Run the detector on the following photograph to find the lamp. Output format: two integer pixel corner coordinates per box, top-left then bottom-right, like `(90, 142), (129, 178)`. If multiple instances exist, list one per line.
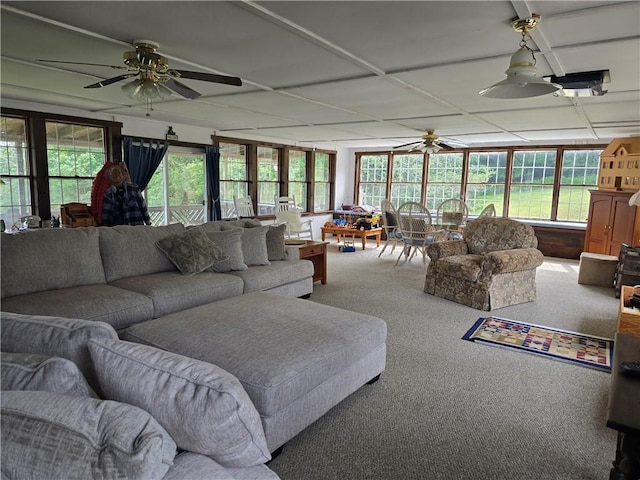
(122, 72), (173, 116)
(421, 144), (442, 154)
(479, 15), (562, 99)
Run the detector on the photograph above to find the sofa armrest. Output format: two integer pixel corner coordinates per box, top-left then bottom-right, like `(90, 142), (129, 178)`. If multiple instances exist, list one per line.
(427, 240), (469, 262)
(483, 248), (544, 275)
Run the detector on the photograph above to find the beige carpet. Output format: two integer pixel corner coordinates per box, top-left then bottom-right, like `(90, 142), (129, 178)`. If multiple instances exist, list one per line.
(268, 239), (620, 480)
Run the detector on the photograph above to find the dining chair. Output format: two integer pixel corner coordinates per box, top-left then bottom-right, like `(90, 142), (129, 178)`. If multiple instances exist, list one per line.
(436, 198), (469, 240)
(394, 202), (438, 267)
(233, 196), (255, 218)
(378, 199), (402, 257)
(478, 203), (497, 217)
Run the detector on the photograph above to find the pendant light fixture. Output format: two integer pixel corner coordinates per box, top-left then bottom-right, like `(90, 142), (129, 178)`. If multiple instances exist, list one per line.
(479, 15), (562, 99)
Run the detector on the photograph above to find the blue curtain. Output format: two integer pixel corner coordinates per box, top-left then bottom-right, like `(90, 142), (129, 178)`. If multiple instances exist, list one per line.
(206, 146), (222, 220)
(123, 137), (168, 191)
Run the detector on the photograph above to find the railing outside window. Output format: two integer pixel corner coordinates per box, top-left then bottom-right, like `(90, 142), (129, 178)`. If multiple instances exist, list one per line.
(288, 150), (308, 211)
(257, 146), (279, 215)
(219, 142), (248, 218)
(0, 116), (31, 230)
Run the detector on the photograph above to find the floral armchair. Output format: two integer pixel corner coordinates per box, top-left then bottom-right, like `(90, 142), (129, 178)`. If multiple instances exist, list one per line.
(423, 216), (544, 310)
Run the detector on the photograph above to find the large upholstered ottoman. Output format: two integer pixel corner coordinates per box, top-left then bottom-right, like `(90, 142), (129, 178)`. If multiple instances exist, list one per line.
(121, 291), (387, 453)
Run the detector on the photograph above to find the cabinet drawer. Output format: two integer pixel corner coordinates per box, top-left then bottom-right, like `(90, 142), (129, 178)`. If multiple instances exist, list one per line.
(300, 245), (324, 257)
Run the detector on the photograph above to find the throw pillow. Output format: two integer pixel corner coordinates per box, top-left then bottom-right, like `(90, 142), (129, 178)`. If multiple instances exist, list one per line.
(0, 312), (118, 395)
(202, 229), (248, 272)
(88, 338), (270, 468)
(156, 226), (229, 276)
(239, 225), (270, 266)
(265, 223), (287, 261)
(1, 352), (94, 398)
(220, 219), (262, 230)
(1, 390), (176, 479)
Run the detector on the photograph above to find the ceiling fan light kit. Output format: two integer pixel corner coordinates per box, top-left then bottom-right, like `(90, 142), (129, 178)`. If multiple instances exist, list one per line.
(37, 40), (242, 117)
(479, 15), (562, 99)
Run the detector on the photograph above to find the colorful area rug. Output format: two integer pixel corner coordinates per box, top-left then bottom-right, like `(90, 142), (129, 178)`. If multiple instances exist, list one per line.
(462, 317), (614, 372)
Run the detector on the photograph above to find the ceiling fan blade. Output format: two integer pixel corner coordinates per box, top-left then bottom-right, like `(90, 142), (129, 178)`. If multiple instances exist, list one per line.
(438, 143), (455, 151)
(394, 141), (421, 149)
(163, 78), (201, 99)
(85, 74), (136, 89)
(441, 138), (468, 148)
(173, 69), (242, 87)
(37, 59), (127, 69)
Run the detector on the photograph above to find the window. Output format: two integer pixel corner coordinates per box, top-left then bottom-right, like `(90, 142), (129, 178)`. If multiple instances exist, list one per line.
(557, 149), (602, 222)
(390, 153), (424, 207)
(219, 142), (248, 218)
(0, 116), (31, 230)
(257, 146), (279, 215)
(46, 121), (106, 218)
(358, 154), (388, 208)
(288, 150), (307, 211)
(314, 152), (331, 212)
(146, 148), (206, 226)
(466, 151), (507, 216)
(426, 153), (463, 211)
(509, 150), (556, 220)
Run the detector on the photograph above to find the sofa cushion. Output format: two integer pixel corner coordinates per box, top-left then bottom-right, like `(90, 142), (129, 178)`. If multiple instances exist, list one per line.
(265, 224), (287, 261)
(164, 452), (281, 480)
(238, 225), (270, 267)
(121, 292), (388, 418)
(1, 352), (93, 397)
(88, 339), (271, 468)
(202, 229), (248, 273)
(110, 271), (244, 318)
(1, 228), (106, 299)
(99, 223), (185, 282)
(1, 284), (154, 330)
(156, 226), (229, 275)
(434, 254), (484, 282)
(1, 390), (176, 479)
(0, 311), (118, 394)
(464, 217), (538, 255)
(229, 260), (314, 293)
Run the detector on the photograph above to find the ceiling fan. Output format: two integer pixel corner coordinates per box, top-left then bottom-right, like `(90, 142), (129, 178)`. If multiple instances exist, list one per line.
(38, 40), (242, 114)
(394, 130), (468, 154)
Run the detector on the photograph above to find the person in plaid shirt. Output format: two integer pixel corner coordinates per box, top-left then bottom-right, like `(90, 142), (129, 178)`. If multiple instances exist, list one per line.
(101, 182), (151, 226)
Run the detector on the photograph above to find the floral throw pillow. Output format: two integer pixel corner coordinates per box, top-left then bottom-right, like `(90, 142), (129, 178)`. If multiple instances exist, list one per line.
(156, 226), (229, 275)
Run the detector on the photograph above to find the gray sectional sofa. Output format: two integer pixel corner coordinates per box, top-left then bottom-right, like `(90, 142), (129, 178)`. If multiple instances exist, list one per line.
(1, 220), (313, 329)
(0, 221), (388, 479)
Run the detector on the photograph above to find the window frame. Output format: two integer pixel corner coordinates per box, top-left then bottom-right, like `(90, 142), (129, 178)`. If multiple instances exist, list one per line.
(355, 145), (607, 224)
(1, 108), (122, 222)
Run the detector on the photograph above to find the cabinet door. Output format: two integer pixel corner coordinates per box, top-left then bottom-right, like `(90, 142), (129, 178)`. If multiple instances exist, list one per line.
(609, 196), (636, 256)
(585, 195), (612, 254)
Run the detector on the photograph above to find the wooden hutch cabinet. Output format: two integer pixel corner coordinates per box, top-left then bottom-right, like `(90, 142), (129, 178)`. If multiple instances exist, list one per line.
(584, 190), (640, 255)
(584, 137), (640, 256)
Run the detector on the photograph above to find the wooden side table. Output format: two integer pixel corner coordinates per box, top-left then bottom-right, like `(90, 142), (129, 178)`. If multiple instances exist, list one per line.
(290, 240), (328, 284)
(607, 333), (640, 479)
(618, 286), (640, 337)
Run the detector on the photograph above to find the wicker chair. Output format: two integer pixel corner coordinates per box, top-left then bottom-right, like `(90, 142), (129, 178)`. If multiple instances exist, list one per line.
(424, 216), (544, 310)
(435, 198), (468, 240)
(378, 199), (402, 257)
(394, 202), (440, 267)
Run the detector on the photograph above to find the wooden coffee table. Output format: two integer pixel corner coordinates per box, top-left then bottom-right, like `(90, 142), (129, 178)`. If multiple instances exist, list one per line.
(321, 226), (382, 250)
